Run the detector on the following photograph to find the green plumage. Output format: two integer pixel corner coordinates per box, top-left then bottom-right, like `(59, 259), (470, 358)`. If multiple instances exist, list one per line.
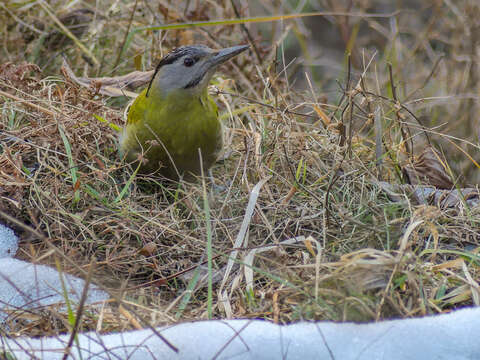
(120, 87), (221, 179)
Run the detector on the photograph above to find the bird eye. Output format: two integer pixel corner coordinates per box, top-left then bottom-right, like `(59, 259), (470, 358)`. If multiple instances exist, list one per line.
(183, 57), (195, 67)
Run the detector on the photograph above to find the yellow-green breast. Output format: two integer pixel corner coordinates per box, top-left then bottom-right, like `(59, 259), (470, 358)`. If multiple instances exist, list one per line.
(119, 87), (222, 179)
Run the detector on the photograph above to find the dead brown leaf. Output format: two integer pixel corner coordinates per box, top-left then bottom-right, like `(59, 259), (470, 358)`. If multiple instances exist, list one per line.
(403, 146), (454, 189)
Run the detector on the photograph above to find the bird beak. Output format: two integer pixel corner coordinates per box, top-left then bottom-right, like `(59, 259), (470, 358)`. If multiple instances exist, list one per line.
(209, 45), (250, 68)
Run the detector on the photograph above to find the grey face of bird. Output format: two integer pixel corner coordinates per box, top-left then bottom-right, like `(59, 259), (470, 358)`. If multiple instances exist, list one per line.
(147, 44), (249, 98)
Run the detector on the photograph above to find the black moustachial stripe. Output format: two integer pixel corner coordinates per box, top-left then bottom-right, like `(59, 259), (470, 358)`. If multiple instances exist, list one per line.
(184, 74), (204, 89)
(146, 45), (209, 97)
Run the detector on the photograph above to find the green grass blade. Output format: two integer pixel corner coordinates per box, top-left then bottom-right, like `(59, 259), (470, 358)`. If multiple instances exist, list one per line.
(114, 162), (141, 203)
(93, 114), (121, 132)
(175, 266), (202, 319)
(58, 125), (80, 204)
(120, 11), (394, 63)
(201, 174), (213, 319)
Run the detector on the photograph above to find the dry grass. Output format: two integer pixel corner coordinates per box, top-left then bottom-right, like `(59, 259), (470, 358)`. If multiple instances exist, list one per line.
(0, 0), (479, 338)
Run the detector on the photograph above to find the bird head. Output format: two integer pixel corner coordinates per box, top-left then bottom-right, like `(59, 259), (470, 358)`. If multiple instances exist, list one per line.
(146, 44), (249, 98)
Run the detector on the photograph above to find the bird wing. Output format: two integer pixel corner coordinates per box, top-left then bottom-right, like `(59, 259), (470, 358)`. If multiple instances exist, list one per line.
(126, 88), (148, 125)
